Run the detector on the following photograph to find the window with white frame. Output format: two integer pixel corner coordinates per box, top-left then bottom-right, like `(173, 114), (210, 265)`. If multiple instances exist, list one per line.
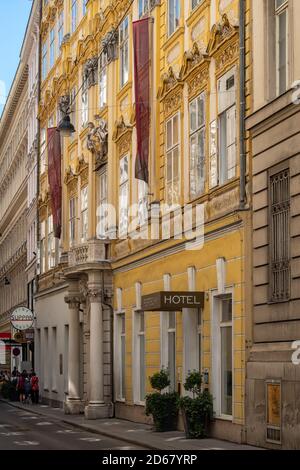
(69, 197), (76, 246)
(42, 39), (48, 80)
(220, 296), (232, 416)
(71, 0), (78, 33)
(166, 113), (180, 205)
(136, 312), (146, 402)
(119, 16), (129, 88)
(81, 74), (89, 126)
(212, 294), (233, 417)
(191, 0), (202, 9)
(47, 215), (56, 269)
(139, 0), (149, 17)
(58, 10), (64, 49)
(119, 155), (129, 236)
(168, 312), (176, 391)
(99, 51), (108, 108)
(97, 170), (108, 239)
(40, 221), (46, 274)
(217, 68), (237, 185)
(40, 128), (46, 174)
(209, 120), (218, 188)
(138, 180), (148, 226)
(70, 87), (76, 139)
(197, 310), (202, 372)
(82, 0), (87, 16)
(49, 26), (55, 68)
(117, 313), (126, 400)
(81, 186), (88, 242)
(189, 92), (206, 199)
(168, 0), (180, 36)
(275, 0), (288, 95)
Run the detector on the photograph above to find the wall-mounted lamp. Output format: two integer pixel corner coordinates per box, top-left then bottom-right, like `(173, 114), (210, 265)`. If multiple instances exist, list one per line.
(57, 115), (76, 138)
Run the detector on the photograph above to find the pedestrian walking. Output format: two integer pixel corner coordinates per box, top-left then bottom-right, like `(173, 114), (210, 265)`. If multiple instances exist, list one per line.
(24, 376), (32, 404)
(30, 372), (39, 404)
(17, 371), (27, 403)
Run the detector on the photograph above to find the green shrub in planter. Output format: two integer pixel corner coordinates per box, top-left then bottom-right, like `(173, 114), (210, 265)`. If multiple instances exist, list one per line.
(145, 368), (179, 432)
(179, 370), (213, 439)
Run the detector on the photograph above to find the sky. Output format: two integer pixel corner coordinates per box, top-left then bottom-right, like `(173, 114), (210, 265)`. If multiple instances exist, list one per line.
(0, 0), (32, 116)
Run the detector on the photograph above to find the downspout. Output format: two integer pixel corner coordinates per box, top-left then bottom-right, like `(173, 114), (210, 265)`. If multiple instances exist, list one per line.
(239, 0), (246, 208)
(101, 269), (115, 418)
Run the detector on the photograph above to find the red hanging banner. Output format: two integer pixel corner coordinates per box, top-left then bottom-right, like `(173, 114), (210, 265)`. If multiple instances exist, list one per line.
(133, 17), (150, 184)
(47, 128), (62, 238)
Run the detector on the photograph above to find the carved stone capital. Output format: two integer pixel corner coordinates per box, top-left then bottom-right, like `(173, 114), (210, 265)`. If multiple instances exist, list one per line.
(87, 288), (102, 303)
(64, 295), (81, 309)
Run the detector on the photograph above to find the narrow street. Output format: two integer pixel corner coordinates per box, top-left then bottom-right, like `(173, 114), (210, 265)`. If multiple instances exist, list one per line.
(0, 402), (145, 450)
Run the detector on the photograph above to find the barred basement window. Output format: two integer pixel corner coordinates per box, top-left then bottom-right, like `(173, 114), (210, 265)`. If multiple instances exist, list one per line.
(269, 168), (290, 302)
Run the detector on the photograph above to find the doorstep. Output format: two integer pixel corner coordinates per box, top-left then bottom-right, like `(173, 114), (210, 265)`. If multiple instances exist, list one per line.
(0, 399), (261, 451)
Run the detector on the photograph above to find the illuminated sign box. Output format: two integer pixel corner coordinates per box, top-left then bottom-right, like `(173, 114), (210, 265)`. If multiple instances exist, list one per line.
(141, 291), (204, 311)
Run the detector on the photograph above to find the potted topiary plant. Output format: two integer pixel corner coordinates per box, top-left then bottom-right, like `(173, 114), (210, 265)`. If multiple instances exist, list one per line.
(179, 370), (213, 439)
(145, 368), (179, 432)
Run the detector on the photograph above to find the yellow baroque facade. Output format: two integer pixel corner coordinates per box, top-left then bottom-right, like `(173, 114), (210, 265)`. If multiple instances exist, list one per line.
(36, 0), (251, 441)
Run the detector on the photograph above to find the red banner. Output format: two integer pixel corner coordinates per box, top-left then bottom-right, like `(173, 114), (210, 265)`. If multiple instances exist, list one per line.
(47, 128), (62, 238)
(133, 18), (150, 184)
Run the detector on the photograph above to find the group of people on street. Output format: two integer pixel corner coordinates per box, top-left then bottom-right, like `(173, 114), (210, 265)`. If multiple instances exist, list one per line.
(0, 367), (39, 404)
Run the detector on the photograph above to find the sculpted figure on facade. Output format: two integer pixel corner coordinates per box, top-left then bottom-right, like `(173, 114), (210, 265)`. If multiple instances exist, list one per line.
(102, 28), (118, 62)
(87, 119), (108, 170)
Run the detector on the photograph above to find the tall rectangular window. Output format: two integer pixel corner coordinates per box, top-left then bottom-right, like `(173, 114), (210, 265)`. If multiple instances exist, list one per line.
(52, 327), (57, 391)
(47, 215), (55, 269)
(269, 169), (290, 301)
(166, 114), (180, 205)
(135, 312), (146, 401)
(40, 221), (46, 274)
(119, 155), (129, 236)
(168, 0), (180, 36)
(218, 68), (236, 185)
(49, 26), (55, 68)
(42, 40), (48, 80)
(139, 0), (149, 17)
(81, 74), (88, 126)
(197, 310), (202, 372)
(192, 0), (201, 9)
(119, 16), (129, 88)
(58, 10), (64, 49)
(189, 92), (205, 199)
(275, 0), (288, 95)
(138, 180), (148, 226)
(70, 87), (76, 140)
(168, 312), (176, 391)
(220, 296), (232, 416)
(81, 186), (88, 242)
(117, 313), (126, 400)
(97, 170), (108, 239)
(71, 0), (78, 33)
(69, 197), (76, 246)
(82, 0), (87, 16)
(40, 128), (46, 174)
(99, 51), (108, 108)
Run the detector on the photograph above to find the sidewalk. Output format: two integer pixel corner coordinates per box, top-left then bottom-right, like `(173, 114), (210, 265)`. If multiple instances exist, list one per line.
(0, 399), (260, 451)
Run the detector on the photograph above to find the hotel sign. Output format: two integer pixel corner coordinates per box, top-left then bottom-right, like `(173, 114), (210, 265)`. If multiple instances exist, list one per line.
(141, 291), (204, 311)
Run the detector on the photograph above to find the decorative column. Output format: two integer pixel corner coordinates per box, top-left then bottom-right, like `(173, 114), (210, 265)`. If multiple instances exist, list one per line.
(64, 283), (83, 414)
(85, 270), (111, 419)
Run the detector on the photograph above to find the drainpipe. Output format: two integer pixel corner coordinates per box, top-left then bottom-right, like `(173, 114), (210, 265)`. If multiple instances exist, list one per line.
(239, 0), (246, 208)
(101, 269), (115, 418)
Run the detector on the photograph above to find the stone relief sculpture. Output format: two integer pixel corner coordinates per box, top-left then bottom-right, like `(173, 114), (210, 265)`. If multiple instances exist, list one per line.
(102, 28), (118, 62)
(87, 119), (108, 170)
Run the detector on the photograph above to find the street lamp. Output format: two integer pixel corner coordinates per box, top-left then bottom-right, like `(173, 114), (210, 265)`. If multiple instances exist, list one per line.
(57, 114), (76, 138)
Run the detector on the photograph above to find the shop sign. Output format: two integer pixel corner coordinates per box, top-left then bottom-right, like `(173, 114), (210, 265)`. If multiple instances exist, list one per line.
(25, 329), (34, 341)
(141, 291), (204, 311)
(10, 307), (34, 331)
